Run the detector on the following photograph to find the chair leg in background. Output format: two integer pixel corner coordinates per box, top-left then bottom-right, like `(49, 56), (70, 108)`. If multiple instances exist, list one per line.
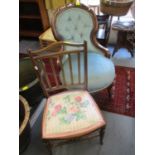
(107, 84), (113, 99)
(127, 47), (134, 57)
(112, 46), (119, 57)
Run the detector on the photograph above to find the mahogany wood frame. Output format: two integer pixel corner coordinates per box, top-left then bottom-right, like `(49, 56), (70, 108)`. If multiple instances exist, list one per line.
(28, 41), (88, 98)
(50, 3), (111, 58)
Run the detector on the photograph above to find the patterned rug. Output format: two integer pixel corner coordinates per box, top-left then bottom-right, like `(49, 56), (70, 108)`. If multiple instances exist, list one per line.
(92, 66), (135, 117)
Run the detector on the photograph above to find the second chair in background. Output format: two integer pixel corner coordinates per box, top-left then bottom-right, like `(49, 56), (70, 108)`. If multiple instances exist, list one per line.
(51, 3), (115, 94)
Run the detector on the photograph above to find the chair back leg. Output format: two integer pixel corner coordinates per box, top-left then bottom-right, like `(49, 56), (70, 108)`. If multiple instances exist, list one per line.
(99, 126), (106, 145)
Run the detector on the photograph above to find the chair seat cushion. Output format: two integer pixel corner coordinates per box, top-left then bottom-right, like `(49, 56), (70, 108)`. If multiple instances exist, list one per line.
(60, 52), (115, 92)
(42, 90), (105, 139)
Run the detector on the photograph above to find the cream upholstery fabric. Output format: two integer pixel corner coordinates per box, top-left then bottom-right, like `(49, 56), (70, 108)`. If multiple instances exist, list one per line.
(42, 90), (105, 138)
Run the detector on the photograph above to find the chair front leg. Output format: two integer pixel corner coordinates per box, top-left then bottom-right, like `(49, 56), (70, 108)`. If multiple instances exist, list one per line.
(99, 126), (106, 145)
(43, 139), (53, 155)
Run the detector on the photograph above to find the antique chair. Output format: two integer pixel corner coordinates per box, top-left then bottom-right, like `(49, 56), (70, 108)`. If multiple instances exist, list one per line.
(51, 3), (115, 94)
(28, 41), (106, 155)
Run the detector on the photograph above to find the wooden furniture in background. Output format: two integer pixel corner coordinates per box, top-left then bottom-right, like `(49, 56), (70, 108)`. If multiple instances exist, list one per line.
(88, 4), (111, 47)
(112, 20), (135, 57)
(39, 28), (57, 47)
(28, 41), (106, 155)
(19, 95), (30, 153)
(99, 0), (134, 46)
(19, 57), (44, 106)
(100, 0), (133, 16)
(19, 0), (50, 38)
(39, 3), (111, 47)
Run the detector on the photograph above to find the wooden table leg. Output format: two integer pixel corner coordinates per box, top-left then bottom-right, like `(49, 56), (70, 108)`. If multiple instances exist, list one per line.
(112, 30), (134, 57)
(104, 15), (113, 46)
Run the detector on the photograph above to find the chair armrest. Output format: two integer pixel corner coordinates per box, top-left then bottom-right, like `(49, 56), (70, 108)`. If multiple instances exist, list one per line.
(93, 39), (111, 58)
(98, 44), (111, 58)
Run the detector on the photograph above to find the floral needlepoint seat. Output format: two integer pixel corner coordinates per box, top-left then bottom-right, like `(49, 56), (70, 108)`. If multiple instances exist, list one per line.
(42, 90), (105, 139)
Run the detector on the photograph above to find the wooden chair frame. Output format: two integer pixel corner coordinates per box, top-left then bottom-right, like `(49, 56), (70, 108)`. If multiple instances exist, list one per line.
(42, 125), (105, 155)
(28, 41), (88, 97)
(28, 41), (106, 155)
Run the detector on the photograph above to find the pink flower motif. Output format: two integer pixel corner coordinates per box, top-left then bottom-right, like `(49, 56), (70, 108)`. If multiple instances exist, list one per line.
(75, 96), (82, 102)
(51, 111), (56, 116)
(51, 104), (62, 117)
(70, 106), (79, 113)
(54, 104), (62, 112)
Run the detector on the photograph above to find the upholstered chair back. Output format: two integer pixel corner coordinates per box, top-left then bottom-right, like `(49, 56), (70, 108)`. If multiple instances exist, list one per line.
(51, 4), (110, 57)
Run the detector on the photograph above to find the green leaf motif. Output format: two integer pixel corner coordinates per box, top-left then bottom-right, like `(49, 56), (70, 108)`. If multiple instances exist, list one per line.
(75, 112), (86, 121)
(58, 107), (67, 114)
(59, 117), (70, 124)
(63, 95), (71, 103)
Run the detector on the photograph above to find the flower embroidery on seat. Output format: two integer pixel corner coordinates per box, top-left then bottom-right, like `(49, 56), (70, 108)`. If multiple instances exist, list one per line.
(55, 104), (62, 112)
(69, 106), (79, 113)
(51, 111), (57, 116)
(75, 96), (82, 102)
(47, 94), (90, 125)
(51, 104), (62, 116)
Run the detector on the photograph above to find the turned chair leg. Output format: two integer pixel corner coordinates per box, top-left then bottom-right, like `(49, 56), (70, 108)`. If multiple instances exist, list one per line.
(128, 48), (134, 58)
(112, 43), (120, 57)
(99, 126), (106, 145)
(43, 140), (53, 155)
(107, 84), (112, 99)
